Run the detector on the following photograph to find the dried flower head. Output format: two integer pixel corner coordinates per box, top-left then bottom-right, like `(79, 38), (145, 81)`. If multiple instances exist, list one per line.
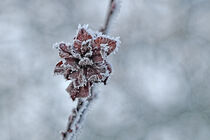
(54, 25), (120, 100)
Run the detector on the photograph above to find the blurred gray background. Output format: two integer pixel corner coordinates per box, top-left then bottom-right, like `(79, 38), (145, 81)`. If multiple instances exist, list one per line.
(1, 0), (210, 140)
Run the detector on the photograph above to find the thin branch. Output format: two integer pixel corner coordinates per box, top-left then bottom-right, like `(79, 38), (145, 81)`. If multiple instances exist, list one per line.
(100, 0), (119, 34)
(62, 88), (97, 140)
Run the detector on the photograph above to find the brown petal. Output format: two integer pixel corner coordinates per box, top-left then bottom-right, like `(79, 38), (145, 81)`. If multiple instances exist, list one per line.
(92, 48), (101, 55)
(66, 83), (79, 101)
(74, 28), (92, 52)
(92, 55), (104, 63)
(62, 58), (79, 80)
(67, 69), (86, 88)
(54, 61), (64, 74)
(67, 71), (79, 80)
(78, 84), (90, 98)
(59, 43), (70, 52)
(86, 67), (98, 82)
(58, 43), (72, 58)
(66, 82), (91, 101)
(64, 58), (78, 66)
(92, 49), (104, 63)
(73, 40), (82, 52)
(76, 28), (92, 42)
(80, 42), (91, 55)
(86, 66), (106, 82)
(63, 69), (72, 80)
(94, 37), (117, 55)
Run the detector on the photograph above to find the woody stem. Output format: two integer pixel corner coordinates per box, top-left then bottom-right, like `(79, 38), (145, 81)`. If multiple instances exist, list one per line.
(100, 0), (118, 34)
(62, 88), (96, 140)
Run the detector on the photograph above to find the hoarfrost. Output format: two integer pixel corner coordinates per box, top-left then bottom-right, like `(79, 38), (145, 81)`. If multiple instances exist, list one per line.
(54, 24), (120, 100)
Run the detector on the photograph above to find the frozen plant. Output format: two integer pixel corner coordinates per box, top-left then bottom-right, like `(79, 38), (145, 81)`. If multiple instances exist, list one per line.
(53, 0), (121, 140)
(54, 25), (120, 100)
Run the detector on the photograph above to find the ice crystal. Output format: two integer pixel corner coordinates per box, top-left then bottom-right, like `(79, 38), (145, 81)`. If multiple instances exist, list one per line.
(54, 25), (120, 100)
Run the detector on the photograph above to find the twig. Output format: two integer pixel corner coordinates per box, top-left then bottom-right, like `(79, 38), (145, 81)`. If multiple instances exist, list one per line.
(61, 0), (119, 140)
(62, 88), (96, 140)
(100, 0), (119, 34)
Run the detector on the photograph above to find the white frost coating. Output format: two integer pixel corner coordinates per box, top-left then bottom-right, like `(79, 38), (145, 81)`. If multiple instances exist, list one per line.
(53, 41), (67, 49)
(63, 64), (79, 71)
(76, 24), (121, 47)
(69, 47), (81, 59)
(100, 43), (109, 49)
(84, 48), (92, 57)
(68, 99), (89, 139)
(53, 41), (72, 51)
(72, 69), (87, 88)
(100, 45), (108, 60)
(72, 24), (121, 60)
(76, 24), (95, 40)
(78, 57), (93, 66)
(98, 34), (121, 55)
(88, 75), (98, 82)
(81, 39), (91, 45)
(52, 42), (60, 49)
(54, 24), (120, 98)
(113, 36), (121, 54)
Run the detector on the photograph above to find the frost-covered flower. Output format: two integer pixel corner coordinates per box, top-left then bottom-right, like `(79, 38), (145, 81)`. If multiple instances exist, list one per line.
(54, 25), (120, 100)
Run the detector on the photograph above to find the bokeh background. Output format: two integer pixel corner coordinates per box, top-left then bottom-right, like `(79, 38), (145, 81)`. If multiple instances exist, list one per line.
(1, 0), (210, 140)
